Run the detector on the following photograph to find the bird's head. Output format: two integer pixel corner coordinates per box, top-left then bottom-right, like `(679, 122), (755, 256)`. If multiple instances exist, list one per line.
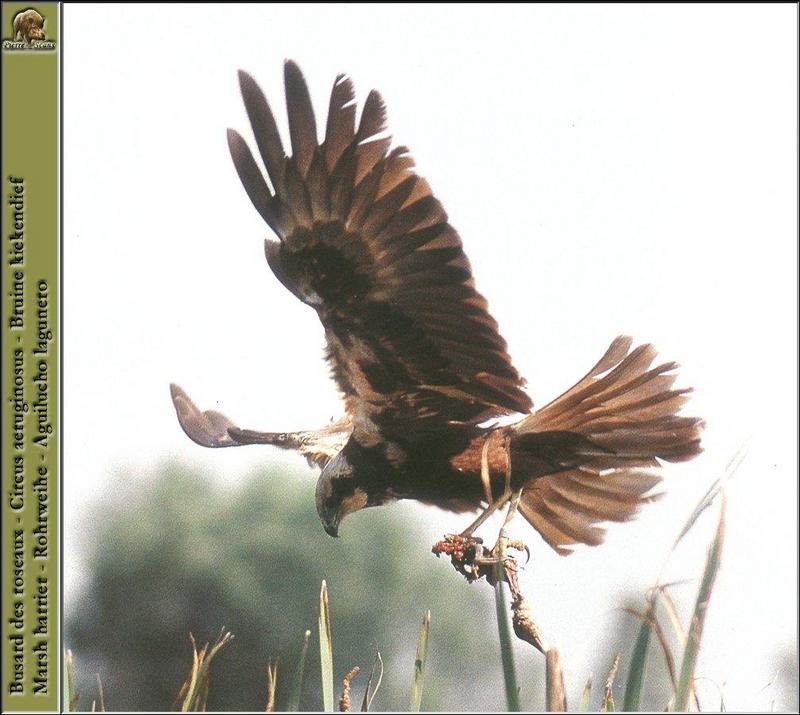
(315, 451), (370, 537)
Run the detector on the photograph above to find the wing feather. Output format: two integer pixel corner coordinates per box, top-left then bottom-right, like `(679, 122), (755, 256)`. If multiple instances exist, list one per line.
(306, 151), (331, 221)
(228, 63), (533, 443)
(356, 89), (388, 142)
(325, 74), (356, 171)
(226, 128), (277, 231)
(237, 70), (286, 194)
(284, 60), (317, 177)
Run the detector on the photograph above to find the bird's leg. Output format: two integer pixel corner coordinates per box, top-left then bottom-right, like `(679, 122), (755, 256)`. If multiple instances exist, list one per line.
(479, 438), (494, 505)
(469, 491), (526, 595)
(435, 434), (527, 583)
(460, 433), (515, 538)
(491, 436), (528, 557)
(494, 489), (529, 567)
(500, 489), (523, 535)
(471, 433), (527, 572)
(471, 489), (524, 560)
(459, 489), (513, 537)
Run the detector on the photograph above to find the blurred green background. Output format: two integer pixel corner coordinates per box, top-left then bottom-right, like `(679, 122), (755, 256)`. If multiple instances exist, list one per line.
(65, 462), (798, 711)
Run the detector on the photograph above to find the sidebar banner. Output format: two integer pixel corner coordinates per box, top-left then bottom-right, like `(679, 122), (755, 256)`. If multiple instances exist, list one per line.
(2, 3), (59, 712)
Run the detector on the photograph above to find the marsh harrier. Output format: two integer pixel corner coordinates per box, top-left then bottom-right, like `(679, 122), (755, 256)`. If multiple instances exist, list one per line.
(171, 62), (702, 554)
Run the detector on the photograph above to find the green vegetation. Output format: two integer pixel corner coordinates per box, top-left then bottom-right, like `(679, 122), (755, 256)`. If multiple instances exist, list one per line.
(409, 610), (430, 711)
(67, 461), (524, 711)
(65, 456), (794, 711)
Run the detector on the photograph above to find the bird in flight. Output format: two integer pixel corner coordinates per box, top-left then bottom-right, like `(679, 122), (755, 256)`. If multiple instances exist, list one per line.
(171, 61), (703, 554)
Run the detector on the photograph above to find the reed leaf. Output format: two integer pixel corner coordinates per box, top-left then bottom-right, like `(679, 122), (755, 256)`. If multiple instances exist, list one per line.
(265, 659), (278, 712)
(286, 629), (311, 711)
(409, 610), (430, 711)
(673, 443), (744, 550)
(656, 585), (689, 649)
(319, 581), (335, 713)
(675, 493), (726, 710)
(360, 650), (384, 712)
(602, 652), (620, 712)
(95, 673), (106, 712)
(177, 629), (234, 712)
(579, 676), (593, 711)
(63, 649), (77, 712)
(622, 594), (655, 711)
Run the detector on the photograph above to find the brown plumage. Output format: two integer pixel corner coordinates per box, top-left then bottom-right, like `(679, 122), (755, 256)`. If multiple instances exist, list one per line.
(171, 61), (703, 552)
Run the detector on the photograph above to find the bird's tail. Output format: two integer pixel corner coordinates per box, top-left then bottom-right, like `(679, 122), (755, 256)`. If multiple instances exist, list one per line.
(510, 336), (703, 555)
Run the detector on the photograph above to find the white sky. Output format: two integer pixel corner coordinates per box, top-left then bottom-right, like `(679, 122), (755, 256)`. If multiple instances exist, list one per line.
(64, 4), (798, 710)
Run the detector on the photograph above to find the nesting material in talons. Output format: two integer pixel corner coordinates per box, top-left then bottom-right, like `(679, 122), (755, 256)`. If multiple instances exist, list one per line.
(431, 533), (489, 582)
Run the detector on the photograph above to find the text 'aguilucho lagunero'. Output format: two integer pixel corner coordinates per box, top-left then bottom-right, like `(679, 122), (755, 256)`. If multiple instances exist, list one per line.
(7, 174), (54, 697)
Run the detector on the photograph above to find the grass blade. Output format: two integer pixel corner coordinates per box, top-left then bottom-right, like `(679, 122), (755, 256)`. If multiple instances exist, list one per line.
(177, 629), (234, 712)
(63, 649), (77, 712)
(675, 493), (726, 710)
(622, 595), (655, 711)
(546, 647), (567, 711)
(579, 676), (593, 711)
(360, 650), (384, 712)
(653, 587), (701, 710)
(672, 479), (720, 550)
(494, 580), (521, 711)
(266, 659), (278, 712)
(319, 581), (334, 713)
(656, 586), (689, 649)
(95, 673), (106, 712)
(286, 630), (312, 711)
(622, 605), (680, 696)
(673, 444), (744, 550)
(409, 610), (430, 711)
(602, 652), (620, 712)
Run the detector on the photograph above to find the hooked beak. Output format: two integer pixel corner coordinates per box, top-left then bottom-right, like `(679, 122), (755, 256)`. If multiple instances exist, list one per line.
(322, 520), (339, 538)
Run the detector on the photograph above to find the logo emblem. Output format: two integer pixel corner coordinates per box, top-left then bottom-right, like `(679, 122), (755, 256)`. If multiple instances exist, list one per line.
(3, 7), (55, 50)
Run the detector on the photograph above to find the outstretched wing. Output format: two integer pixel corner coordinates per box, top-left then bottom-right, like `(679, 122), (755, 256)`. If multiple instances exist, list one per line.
(169, 383), (352, 466)
(227, 61), (532, 446)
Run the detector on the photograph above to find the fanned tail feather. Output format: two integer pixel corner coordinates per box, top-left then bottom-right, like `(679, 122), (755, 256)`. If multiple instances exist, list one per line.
(512, 336), (704, 555)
